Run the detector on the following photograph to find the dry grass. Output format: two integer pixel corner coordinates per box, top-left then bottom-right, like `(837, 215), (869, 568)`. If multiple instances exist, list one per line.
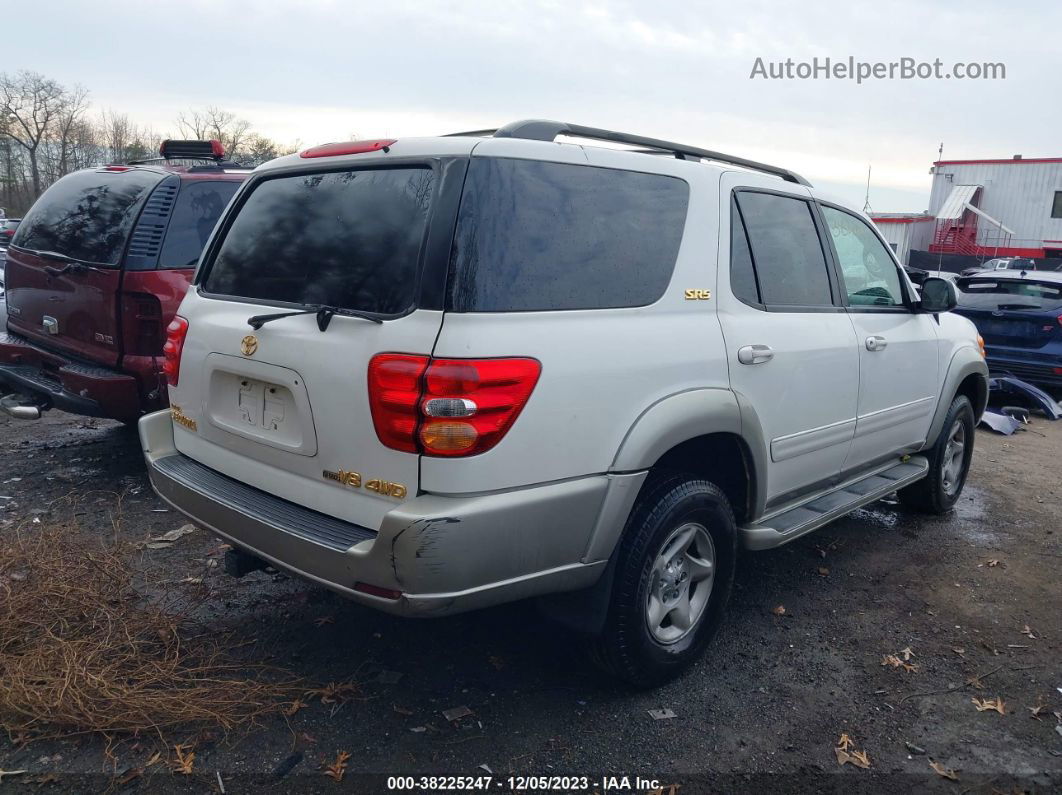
(0, 519), (304, 739)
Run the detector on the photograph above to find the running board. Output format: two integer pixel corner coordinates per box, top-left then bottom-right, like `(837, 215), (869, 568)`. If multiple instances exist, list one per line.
(740, 456), (929, 551)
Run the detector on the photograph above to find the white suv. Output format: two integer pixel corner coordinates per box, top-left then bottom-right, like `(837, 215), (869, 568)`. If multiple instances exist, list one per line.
(139, 120), (989, 686)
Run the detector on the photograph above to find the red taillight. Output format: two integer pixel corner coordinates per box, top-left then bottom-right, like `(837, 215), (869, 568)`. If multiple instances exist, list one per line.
(367, 354), (431, 453)
(300, 139), (397, 158)
(367, 355), (541, 457)
(421, 358), (541, 456)
(162, 316), (189, 387)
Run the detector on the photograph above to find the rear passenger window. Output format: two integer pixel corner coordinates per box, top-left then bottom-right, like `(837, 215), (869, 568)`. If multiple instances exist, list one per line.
(734, 191), (833, 307)
(448, 158), (689, 311)
(159, 181), (240, 269)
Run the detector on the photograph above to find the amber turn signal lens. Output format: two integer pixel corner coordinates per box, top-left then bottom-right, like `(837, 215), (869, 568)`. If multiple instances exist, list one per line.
(420, 421), (478, 452)
(977, 334), (986, 358)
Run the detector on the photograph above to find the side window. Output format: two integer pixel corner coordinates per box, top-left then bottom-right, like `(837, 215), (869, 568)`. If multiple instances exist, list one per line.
(820, 205), (904, 307)
(733, 191), (834, 307)
(448, 159), (689, 312)
(729, 196), (760, 304)
(159, 181), (241, 269)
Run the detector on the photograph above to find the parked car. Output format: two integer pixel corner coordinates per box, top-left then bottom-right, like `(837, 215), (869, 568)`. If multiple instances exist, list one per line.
(0, 217), (20, 247)
(139, 120), (988, 686)
(0, 141), (250, 421)
(961, 257), (1037, 277)
(0, 219), (20, 296)
(952, 271), (1062, 387)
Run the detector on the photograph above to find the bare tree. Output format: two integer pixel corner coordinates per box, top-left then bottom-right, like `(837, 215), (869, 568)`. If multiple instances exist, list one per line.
(53, 84), (90, 177)
(175, 108), (208, 140)
(0, 71), (70, 196)
(176, 105), (251, 157)
(237, 132), (298, 166)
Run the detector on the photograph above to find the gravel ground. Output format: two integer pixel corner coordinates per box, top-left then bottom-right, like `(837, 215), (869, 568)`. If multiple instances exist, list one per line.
(0, 405), (1060, 793)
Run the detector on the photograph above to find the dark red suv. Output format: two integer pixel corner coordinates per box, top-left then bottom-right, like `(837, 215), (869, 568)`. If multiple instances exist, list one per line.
(0, 141), (250, 422)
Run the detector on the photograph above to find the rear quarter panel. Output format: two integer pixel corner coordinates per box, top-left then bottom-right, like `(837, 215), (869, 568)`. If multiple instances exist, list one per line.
(422, 145), (728, 495)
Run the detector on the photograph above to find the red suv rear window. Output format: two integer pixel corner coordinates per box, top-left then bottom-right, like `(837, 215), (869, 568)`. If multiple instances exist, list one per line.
(12, 169), (161, 266)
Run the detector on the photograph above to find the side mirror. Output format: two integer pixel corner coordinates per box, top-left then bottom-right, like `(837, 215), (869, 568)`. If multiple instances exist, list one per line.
(919, 277), (957, 313)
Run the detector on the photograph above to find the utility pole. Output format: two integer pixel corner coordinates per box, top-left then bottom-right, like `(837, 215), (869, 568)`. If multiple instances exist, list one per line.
(862, 165), (873, 214)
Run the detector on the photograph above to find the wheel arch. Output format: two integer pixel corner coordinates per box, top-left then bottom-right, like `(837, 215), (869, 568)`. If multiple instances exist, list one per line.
(924, 346), (989, 448)
(540, 389), (764, 636)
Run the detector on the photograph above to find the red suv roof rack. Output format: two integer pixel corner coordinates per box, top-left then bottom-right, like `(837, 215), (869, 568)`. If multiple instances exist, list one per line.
(127, 139), (249, 170)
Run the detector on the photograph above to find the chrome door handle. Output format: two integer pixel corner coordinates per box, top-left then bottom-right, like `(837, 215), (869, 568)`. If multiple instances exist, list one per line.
(865, 335), (888, 352)
(737, 344), (774, 365)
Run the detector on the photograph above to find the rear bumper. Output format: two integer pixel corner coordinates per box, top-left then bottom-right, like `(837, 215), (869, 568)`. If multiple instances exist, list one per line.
(139, 410), (634, 617)
(0, 332), (144, 421)
(985, 350), (1062, 387)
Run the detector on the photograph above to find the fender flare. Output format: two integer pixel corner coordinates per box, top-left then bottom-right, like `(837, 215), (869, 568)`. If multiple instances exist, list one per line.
(542, 388), (769, 635)
(924, 346), (989, 448)
(611, 388), (743, 471)
(609, 386), (769, 521)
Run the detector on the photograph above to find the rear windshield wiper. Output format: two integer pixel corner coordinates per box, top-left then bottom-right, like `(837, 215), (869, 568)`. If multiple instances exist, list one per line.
(247, 305), (385, 331)
(29, 249), (109, 276)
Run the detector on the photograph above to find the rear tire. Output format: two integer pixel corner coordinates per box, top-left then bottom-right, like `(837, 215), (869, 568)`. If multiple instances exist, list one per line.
(588, 473), (737, 687)
(898, 395), (975, 514)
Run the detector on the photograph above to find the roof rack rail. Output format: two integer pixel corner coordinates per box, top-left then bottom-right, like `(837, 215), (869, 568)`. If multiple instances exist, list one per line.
(444, 128), (497, 138)
(487, 119), (811, 187)
(125, 157), (247, 169)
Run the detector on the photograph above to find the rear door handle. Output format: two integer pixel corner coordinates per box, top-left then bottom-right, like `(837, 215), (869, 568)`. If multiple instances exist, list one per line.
(865, 335), (888, 352)
(737, 344), (774, 365)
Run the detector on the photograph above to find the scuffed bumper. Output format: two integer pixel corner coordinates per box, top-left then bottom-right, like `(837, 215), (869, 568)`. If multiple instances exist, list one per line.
(139, 410), (631, 616)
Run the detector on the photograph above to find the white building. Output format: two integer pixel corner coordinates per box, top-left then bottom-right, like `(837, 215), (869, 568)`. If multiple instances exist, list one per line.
(869, 212), (934, 265)
(925, 156), (1062, 260)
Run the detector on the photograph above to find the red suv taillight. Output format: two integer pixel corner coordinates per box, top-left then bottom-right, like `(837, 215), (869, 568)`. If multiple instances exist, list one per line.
(368, 354), (541, 457)
(162, 316), (189, 386)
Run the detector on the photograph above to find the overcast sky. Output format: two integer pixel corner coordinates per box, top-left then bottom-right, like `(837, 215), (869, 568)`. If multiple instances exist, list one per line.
(9, 0), (1060, 211)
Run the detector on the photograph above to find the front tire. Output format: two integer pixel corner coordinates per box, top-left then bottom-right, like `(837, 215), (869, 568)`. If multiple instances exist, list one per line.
(589, 473), (737, 687)
(899, 395), (975, 514)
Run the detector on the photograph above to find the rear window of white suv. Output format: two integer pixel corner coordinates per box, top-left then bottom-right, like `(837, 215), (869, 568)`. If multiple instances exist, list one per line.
(202, 167), (434, 315)
(448, 158), (689, 311)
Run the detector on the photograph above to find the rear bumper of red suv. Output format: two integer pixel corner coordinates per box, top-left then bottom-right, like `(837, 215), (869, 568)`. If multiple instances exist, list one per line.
(0, 332), (146, 421)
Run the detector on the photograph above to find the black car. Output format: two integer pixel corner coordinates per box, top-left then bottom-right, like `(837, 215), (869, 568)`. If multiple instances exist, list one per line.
(952, 270), (1062, 387)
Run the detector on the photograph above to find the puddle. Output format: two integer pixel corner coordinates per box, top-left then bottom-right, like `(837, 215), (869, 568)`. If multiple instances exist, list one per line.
(953, 484), (988, 522)
(845, 485), (995, 544)
(851, 503), (901, 529)
(950, 485), (1002, 546)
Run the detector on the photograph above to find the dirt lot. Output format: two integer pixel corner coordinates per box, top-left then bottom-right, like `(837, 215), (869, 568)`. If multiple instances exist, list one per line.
(0, 406), (1060, 793)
